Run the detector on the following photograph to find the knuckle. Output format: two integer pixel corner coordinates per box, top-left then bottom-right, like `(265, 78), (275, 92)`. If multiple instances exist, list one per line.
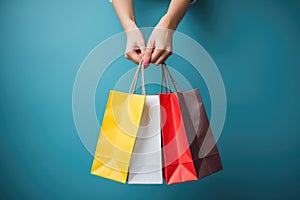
(124, 54), (130, 59)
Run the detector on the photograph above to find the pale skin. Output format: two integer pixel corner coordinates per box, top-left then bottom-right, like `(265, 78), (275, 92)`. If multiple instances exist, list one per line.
(112, 0), (191, 67)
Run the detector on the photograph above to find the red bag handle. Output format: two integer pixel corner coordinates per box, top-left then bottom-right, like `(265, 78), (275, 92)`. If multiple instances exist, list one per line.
(161, 63), (181, 93)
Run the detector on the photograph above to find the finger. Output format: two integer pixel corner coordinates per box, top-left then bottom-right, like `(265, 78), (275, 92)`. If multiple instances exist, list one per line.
(151, 49), (164, 64)
(125, 51), (141, 64)
(137, 31), (146, 55)
(139, 44), (146, 55)
(134, 49), (143, 60)
(142, 47), (153, 67)
(154, 51), (172, 66)
(137, 52), (143, 60)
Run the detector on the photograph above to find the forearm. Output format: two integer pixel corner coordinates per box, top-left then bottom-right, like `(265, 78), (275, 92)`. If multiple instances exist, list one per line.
(158, 0), (191, 30)
(112, 0), (137, 31)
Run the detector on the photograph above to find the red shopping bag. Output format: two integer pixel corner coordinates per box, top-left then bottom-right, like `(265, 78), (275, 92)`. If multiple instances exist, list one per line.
(159, 93), (198, 184)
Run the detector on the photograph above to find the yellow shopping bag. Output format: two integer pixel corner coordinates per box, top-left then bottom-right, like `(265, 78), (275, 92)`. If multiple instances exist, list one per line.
(91, 62), (146, 183)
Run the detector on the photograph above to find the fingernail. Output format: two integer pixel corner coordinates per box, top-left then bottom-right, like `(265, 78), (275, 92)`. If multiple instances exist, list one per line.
(143, 59), (149, 66)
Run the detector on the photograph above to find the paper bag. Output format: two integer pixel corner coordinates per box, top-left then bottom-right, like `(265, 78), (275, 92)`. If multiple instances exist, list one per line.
(91, 62), (146, 183)
(160, 93), (198, 184)
(128, 95), (163, 184)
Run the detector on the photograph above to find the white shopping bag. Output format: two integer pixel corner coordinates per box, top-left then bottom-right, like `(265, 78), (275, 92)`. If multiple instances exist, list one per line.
(128, 95), (163, 184)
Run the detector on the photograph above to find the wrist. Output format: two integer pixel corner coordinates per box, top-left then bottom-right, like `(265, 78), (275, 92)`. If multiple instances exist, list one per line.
(123, 19), (138, 32)
(157, 14), (178, 30)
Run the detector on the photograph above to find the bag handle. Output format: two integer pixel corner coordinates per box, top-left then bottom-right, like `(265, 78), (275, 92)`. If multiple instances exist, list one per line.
(129, 60), (146, 95)
(161, 63), (181, 93)
(160, 64), (171, 93)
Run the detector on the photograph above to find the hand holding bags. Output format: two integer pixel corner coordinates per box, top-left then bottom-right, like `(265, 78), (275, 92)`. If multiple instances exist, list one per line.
(90, 63), (146, 183)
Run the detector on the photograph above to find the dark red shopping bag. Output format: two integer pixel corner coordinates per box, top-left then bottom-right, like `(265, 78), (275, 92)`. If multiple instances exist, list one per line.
(177, 90), (223, 179)
(159, 93), (198, 184)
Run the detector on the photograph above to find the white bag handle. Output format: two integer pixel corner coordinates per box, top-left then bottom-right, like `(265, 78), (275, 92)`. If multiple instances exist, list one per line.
(129, 60), (146, 95)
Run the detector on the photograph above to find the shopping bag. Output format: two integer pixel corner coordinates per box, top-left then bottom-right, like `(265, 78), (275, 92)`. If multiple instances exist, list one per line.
(90, 63), (146, 183)
(177, 89), (223, 178)
(162, 64), (223, 179)
(128, 95), (163, 184)
(160, 72), (198, 184)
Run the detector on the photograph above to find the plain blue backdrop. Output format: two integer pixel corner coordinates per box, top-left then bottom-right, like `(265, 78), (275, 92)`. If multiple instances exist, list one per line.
(1, 0), (300, 199)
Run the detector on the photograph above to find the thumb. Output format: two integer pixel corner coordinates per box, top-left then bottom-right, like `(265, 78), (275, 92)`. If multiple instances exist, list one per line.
(142, 47), (153, 67)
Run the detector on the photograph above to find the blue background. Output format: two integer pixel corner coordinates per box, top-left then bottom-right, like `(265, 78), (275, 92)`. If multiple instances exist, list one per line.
(1, 0), (300, 199)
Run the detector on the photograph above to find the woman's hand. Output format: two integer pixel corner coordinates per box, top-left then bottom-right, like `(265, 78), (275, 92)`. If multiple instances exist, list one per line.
(142, 15), (174, 66)
(142, 0), (191, 67)
(112, 0), (190, 66)
(112, 0), (145, 64)
(125, 24), (146, 64)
